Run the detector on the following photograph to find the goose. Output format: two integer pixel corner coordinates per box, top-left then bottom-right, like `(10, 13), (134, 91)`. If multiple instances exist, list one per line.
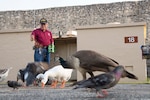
(55, 50), (138, 80)
(0, 67), (12, 82)
(36, 65), (73, 88)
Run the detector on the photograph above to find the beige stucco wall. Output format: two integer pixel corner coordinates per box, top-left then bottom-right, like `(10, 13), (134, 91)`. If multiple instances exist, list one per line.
(76, 22), (147, 83)
(0, 30), (77, 83)
(0, 30), (34, 83)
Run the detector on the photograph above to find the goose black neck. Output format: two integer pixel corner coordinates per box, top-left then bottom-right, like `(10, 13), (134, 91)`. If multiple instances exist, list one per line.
(59, 57), (72, 69)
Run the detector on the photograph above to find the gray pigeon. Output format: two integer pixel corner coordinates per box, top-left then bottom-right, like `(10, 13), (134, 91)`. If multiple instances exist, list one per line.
(7, 80), (23, 89)
(73, 65), (124, 98)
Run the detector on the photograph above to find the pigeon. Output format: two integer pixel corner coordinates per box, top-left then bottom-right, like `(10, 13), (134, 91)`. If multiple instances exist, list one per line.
(7, 80), (23, 89)
(0, 67), (12, 82)
(73, 65), (125, 98)
(55, 50), (138, 80)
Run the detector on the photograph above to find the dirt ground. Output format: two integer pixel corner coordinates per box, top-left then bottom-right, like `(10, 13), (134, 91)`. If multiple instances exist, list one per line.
(0, 83), (150, 100)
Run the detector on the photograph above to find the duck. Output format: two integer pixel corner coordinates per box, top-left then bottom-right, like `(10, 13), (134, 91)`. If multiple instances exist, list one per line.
(55, 50), (138, 80)
(0, 67), (12, 82)
(36, 65), (73, 88)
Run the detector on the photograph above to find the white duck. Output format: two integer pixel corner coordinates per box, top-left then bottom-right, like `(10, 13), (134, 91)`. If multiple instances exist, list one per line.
(0, 67), (12, 82)
(36, 65), (73, 88)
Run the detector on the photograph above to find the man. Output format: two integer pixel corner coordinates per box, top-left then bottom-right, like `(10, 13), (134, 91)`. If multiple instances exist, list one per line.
(31, 18), (54, 64)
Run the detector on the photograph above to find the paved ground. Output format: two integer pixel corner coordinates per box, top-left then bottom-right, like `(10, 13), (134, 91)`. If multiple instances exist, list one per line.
(0, 84), (150, 100)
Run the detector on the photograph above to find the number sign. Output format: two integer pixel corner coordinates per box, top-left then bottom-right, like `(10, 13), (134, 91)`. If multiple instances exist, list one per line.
(124, 36), (138, 43)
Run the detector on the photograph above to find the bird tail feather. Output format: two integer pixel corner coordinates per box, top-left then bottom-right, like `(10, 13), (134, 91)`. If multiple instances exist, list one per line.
(125, 70), (138, 80)
(69, 79), (86, 87)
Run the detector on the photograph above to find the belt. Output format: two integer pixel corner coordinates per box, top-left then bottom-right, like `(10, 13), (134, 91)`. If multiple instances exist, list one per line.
(33, 45), (48, 49)
(41, 46), (48, 48)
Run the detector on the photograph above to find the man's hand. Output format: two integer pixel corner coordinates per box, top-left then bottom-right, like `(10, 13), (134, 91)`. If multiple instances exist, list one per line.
(32, 41), (41, 49)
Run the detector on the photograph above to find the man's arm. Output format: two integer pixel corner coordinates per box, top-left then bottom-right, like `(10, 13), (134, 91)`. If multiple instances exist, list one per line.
(31, 34), (37, 46)
(31, 35), (34, 41)
(31, 33), (40, 47)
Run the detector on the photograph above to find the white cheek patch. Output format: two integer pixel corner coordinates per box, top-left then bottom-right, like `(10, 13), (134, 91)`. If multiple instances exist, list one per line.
(73, 57), (80, 68)
(24, 72), (29, 80)
(17, 71), (21, 77)
(17, 72), (21, 80)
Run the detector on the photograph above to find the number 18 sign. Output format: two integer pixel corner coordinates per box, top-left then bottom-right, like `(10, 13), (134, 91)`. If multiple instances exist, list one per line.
(124, 36), (138, 43)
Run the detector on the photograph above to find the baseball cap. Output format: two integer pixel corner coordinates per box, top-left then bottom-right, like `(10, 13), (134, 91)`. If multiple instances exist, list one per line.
(40, 18), (47, 24)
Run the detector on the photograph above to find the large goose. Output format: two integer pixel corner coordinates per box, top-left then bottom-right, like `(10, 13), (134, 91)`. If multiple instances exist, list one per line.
(55, 50), (138, 80)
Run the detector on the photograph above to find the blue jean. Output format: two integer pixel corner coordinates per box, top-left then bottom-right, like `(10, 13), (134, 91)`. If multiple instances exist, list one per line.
(34, 48), (51, 64)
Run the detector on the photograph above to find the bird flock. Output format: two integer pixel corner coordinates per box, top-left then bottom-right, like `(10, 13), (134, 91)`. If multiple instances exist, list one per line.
(2, 50), (138, 98)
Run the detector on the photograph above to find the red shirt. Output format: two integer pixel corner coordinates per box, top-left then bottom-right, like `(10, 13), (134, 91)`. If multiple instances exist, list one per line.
(32, 28), (54, 46)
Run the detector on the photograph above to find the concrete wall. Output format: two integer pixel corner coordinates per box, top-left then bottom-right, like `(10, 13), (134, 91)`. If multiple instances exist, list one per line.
(1, 0), (150, 37)
(76, 22), (147, 83)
